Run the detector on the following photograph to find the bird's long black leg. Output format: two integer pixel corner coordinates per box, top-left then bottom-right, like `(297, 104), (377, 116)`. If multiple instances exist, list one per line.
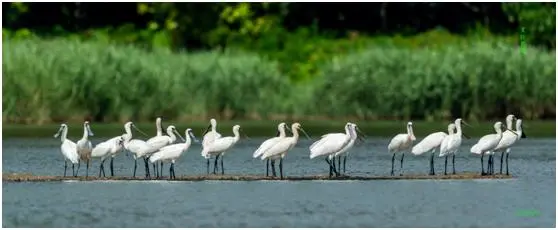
(391, 153), (396, 176)
(343, 155), (347, 174)
(206, 159), (210, 175)
(76, 161), (80, 177)
(325, 158), (333, 178)
(452, 154), (456, 174)
(221, 155), (224, 175)
(143, 157), (150, 178)
(431, 151), (436, 176)
(279, 158), (283, 180)
(271, 160), (277, 177)
(160, 162), (164, 178)
(133, 158), (137, 178)
(64, 160), (67, 177)
(86, 159), (90, 178)
(337, 156), (341, 175)
(72, 163), (75, 177)
(266, 159), (269, 177)
(400, 153), (405, 176)
(213, 155), (219, 174)
(499, 152), (504, 174)
(481, 154), (485, 175)
(169, 163), (173, 180)
(110, 158), (115, 177)
(444, 155), (448, 175)
(506, 152), (510, 176)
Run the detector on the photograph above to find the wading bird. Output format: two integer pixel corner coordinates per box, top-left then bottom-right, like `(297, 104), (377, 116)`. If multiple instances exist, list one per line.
(103, 121), (147, 176)
(76, 121), (94, 177)
(494, 116), (526, 175)
(309, 123), (352, 177)
(201, 125), (242, 175)
(261, 123), (311, 179)
(387, 122), (416, 176)
(150, 129), (198, 179)
(91, 136), (125, 177)
(144, 125), (184, 178)
(332, 123), (365, 175)
(54, 124), (79, 177)
(439, 118), (470, 175)
(471, 121), (517, 175)
(411, 123), (453, 175)
(146, 117), (164, 175)
(252, 122), (290, 176)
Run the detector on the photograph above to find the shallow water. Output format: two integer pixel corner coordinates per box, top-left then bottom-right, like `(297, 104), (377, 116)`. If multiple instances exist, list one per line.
(2, 138), (556, 227)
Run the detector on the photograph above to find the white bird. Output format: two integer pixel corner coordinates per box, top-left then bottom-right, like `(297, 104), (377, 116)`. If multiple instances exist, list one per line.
(439, 118), (470, 175)
(101, 121), (147, 176)
(146, 117), (164, 143)
(149, 129), (198, 179)
(201, 125), (242, 175)
(76, 121), (94, 177)
(494, 116), (526, 175)
(54, 124), (79, 177)
(252, 122), (290, 177)
(144, 125), (184, 178)
(332, 123), (365, 175)
(411, 124), (451, 175)
(470, 121), (517, 175)
(202, 118), (222, 149)
(387, 121), (416, 176)
(309, 123), (353, 177)
(91, 136), (124, 177)
(261, 122), (310, 179)
(125, 139), (153, 178)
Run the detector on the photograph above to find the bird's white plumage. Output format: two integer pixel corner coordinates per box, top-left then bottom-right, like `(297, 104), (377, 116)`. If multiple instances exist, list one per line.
(143, 126), (179, 154)
(55, 124), (79, 164)
(470, 122), (506, 155)
(439, 124), (458, 157)
(202, 118), (222, 149)
(92, 137), (123, 161)
(146, 117), (164, 144)
(76, 121), (94, 162)
(333, 123), (359, 158)
(309, 123), (351, 159)
(493, 115), (520, 152)
(411, 131), (448, 156)
(150, 129), (195, 164)
(253, 123), (288, 158)
(261, 123), (303, 160)
(201, 125), (240, 158)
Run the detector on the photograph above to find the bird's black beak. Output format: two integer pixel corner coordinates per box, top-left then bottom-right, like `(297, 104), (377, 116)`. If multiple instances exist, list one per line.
(202, 124), (211, 136)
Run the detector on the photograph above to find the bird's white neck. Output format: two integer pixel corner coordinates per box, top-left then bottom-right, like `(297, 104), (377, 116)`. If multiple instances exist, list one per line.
(278, 127), (286, 138)
(349, 126), (357, 140)
(60, 127), (68, 142)
(506, 118), (514, 131)
(156, 120), (162, 136)
(82, 125), (89, 139)
(233, 128), (240, 142)
(167, 129), (177, 143)
(291, 127), (300, 142)
(407, 126), (416, 141)
(455, 122), (462, 136)
(515, 123), (523, 138)
(125, 124), (133, 138)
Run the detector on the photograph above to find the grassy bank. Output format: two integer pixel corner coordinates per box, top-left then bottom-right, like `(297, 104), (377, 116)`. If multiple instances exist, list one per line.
(3, 120), (554, 138)
(2, 37), (556, 124)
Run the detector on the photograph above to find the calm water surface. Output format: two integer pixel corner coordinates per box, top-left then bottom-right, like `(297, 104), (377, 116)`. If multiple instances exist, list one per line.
(2, 137), (556, 227)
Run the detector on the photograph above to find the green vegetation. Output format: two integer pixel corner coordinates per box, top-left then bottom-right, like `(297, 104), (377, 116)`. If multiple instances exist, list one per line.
(3, 36), (555, 124)
(3, 120), (555, 138)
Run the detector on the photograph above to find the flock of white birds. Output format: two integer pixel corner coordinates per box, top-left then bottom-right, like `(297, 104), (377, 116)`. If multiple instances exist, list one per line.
(53, 114), (525, 180)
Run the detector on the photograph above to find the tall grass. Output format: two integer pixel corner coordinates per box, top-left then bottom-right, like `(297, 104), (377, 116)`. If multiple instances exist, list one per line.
(3, 38), (556, 124)
(2, 38), (295, 124)
(310, 41), (556, 121)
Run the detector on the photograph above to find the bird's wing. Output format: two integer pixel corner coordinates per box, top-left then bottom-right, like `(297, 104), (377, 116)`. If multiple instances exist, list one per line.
(253, 137), (280, 158)
(261, 138), (293, 160)
(471, 134), (497, 154)
(91, 141), (111, 157)
(150, 144), (184, 162)
(493, 131), (517, 151)
(387, 134), (407, 152)
(309, 133), (343, 150)
(147, 136), (171, 150)
(202, 132), (218, 148)
(62, 140), (79, 163)
(206, 137), (234, 153)
(126, 139), (147, 153)
(411, 132), (447, 155)
(309, 134), (346, 159)
(439, 135), (452, 157)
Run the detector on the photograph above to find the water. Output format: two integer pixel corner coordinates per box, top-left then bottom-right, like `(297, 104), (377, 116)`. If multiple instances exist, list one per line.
(2, 137), (556, 227)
